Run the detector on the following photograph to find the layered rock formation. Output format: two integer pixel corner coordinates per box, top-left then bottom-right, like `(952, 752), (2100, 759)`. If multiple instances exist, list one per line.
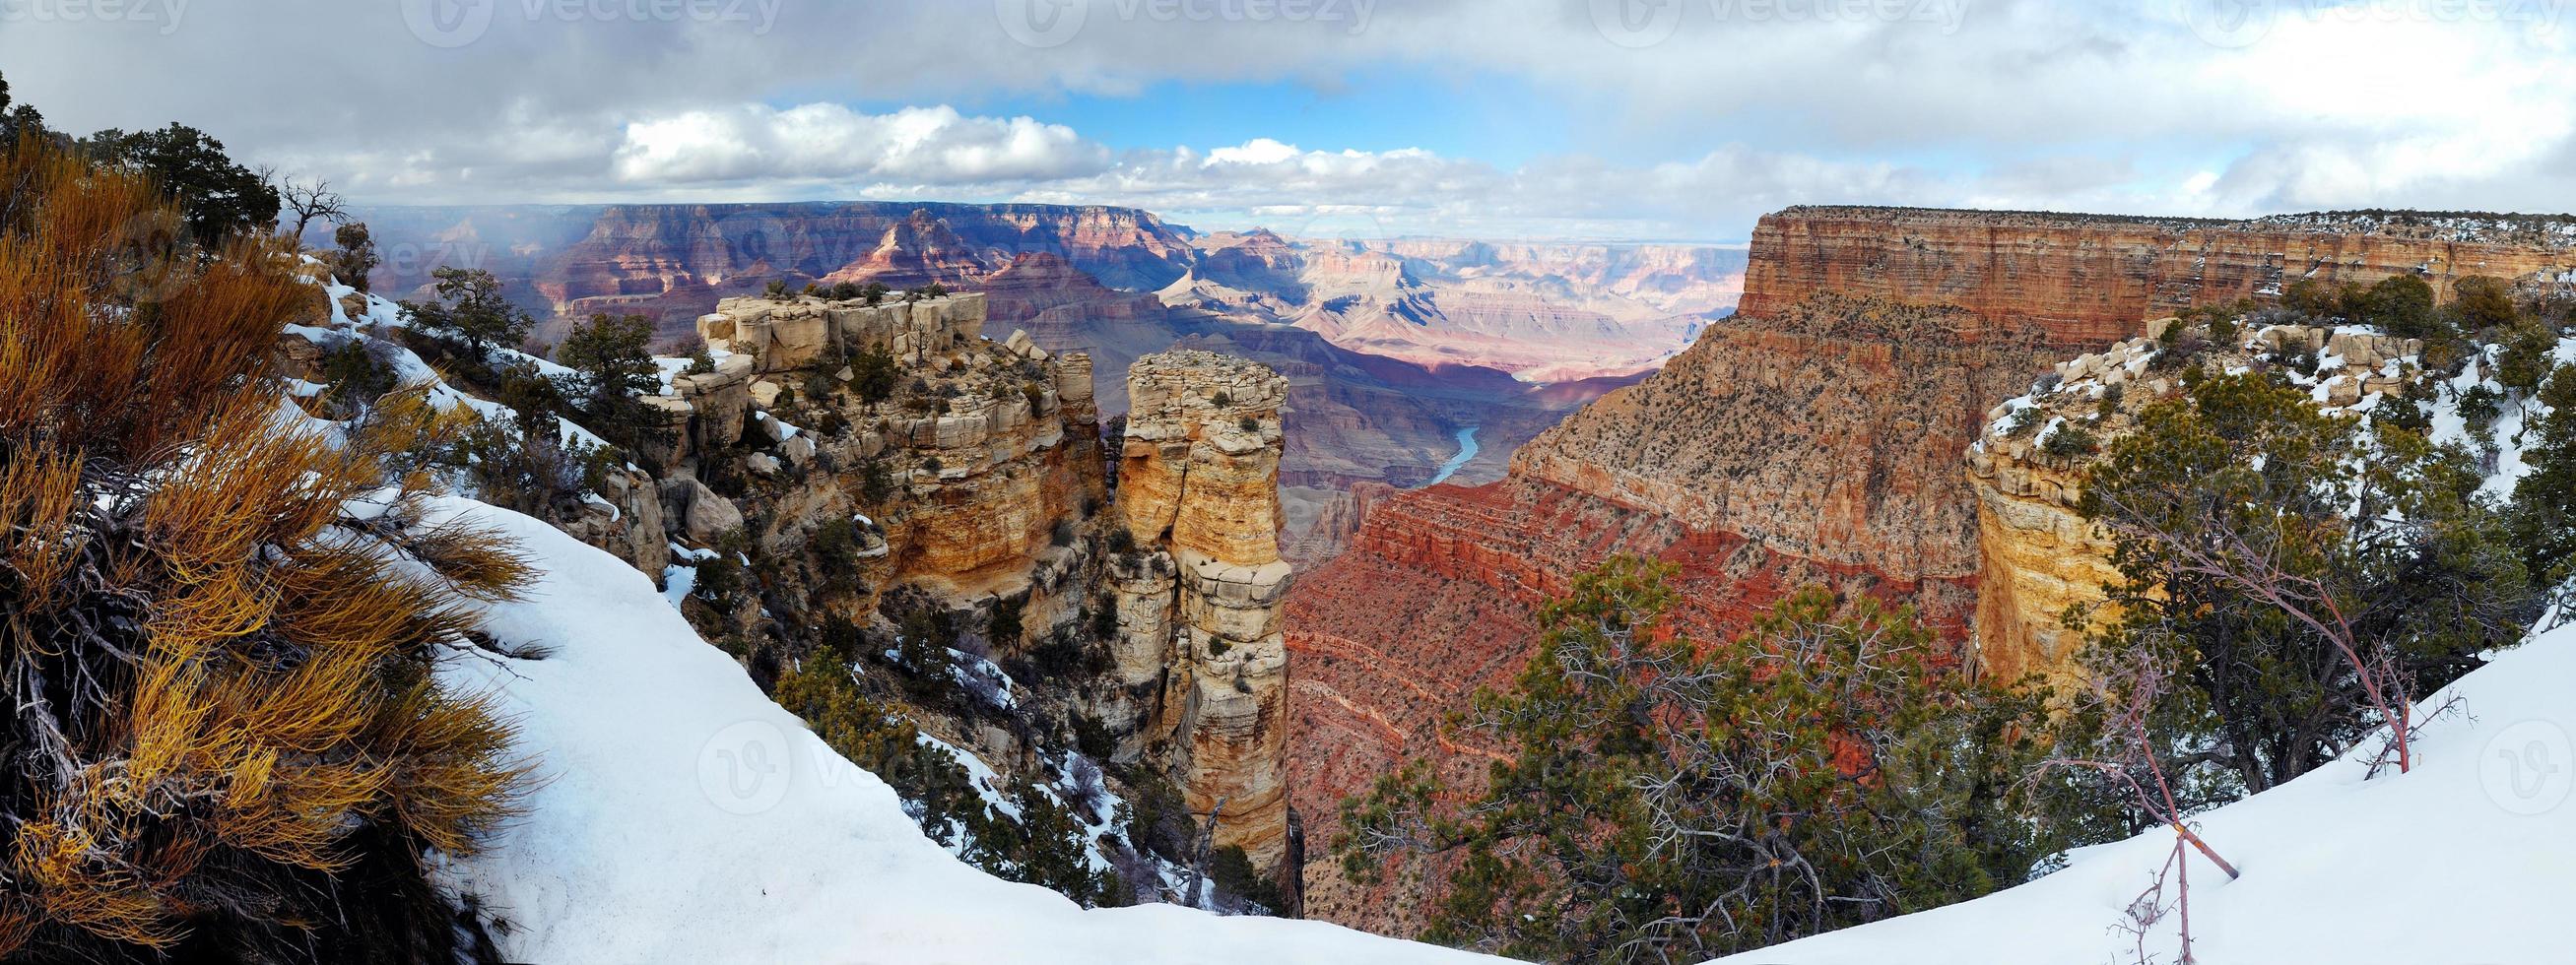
(490, 201), (1197, 340)
(962, 250), (1626, 550)
(679, 293), (1106, 610)
(1107, 352), (1296, 884)
(1288, 291), (2036, 931)
(350, 202), (1666, 551)
(697, 291), (989, 372)
(1164, 234), (1741, 383)
(1969, 322), (2439, 689)
(1289, 205), (2574, 934)
(1743, 206), (2575, 346)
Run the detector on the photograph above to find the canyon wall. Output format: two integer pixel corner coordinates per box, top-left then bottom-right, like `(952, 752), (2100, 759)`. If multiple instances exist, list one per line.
(1742, 206), (2575, 346)
(349, 203), (1653, 549)
(1291, 205), (2576, 934)
(1169, 232), (1740, 383)
(1970, 325), (2441, 690)
(1110, 352), (1298, 885)
(675, 292), (1107, 630)
(427, 201), (1194, 339)
(1289, 290), (2042, 931)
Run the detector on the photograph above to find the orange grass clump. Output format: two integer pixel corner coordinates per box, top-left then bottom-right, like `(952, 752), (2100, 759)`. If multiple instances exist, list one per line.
(0, 136), (532, 962)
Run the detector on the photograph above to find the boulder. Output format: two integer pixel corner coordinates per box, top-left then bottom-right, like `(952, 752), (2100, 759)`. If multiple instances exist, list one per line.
(661, 477), (745, 543)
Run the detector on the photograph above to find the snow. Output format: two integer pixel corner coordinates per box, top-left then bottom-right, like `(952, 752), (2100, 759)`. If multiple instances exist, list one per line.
(430, 499), (1496, 965)
(946, 647), (1019, 710)
(1709, 615), (2576, 965)
(660, 543), (719, 611)
(755, 409), (804, 439)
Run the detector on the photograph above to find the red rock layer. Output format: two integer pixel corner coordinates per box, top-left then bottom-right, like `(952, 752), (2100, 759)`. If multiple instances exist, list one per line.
(1740, 206), (2575, 346)
(1291, 206), (2576, 934)
(1289, 292), (2030, 932)
(525, 201), (1198, 340)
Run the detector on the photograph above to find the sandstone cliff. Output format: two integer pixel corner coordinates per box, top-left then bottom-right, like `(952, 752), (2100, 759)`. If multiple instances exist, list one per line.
(1969, 321), (2436, 689)
(1288, 293), (2033, 931)
(969, 250), (1621, 554)
(1108, 351), (1297, 889)
(351, 202), (1658, 550)
(1742, 206), (2574, 346)
(1290, 205), (2575, 934)
(516, 201), (1197, 340)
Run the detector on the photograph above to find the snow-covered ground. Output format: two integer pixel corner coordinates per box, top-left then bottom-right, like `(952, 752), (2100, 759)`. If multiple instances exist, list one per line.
(429, 498), (1499, 965)
(1711, 615), (2576, 965)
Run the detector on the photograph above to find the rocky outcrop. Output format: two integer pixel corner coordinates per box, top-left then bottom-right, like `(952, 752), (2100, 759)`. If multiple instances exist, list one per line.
(1742, 206), (2575, 346)
(696, 292), (987, 373)
(354, 202), (1654, 552)
(1108, 351), (1296, 884)
(1968, 320), (2436, 688)
(504, 201), (1197, 341)
(963, 251), (1624, 549)
(1288, 292), (2029, 933)
(701, 295), (1099, 606)
(1289, 205), (2576, 934)
(819, 209), (993, 290)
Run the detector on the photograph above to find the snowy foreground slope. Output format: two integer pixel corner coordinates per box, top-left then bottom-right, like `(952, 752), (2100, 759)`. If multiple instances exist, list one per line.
(1714, 619), (2576, 965)
(429, 499), (1499, 965)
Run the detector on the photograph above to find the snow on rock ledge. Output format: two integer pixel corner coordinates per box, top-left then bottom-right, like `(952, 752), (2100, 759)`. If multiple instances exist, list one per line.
(430, 498), (1499, 965)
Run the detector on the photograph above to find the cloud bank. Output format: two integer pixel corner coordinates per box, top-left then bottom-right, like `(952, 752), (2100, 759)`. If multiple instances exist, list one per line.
(2, 0), (2568, 239)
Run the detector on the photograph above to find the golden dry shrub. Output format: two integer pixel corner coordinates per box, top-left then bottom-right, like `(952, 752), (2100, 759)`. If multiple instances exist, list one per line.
(0, 136), (531, 962)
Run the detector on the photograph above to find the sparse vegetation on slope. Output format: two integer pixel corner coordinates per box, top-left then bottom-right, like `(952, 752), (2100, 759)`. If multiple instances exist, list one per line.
(0, 138), (527, 961)
(1335, 556), (2053, 963)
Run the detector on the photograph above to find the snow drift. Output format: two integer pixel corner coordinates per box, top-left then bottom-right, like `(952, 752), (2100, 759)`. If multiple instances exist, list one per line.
(428, 498), (1496, 964)
(1713, 616), (2576, 965)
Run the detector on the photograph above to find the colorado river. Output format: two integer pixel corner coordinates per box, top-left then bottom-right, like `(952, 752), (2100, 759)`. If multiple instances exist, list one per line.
(1423, 425), (1481, 486)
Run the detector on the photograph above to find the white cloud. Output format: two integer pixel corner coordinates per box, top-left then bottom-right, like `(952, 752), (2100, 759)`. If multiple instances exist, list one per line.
(3, 0), (2571, 238)
(609, 104), (1112, 185)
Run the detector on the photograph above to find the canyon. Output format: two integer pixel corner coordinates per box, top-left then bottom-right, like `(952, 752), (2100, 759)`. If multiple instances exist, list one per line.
(1289, 206), (2576, 933)
(344, 202), (1728, 552)
(1741, 206), (2575, 346)
(287, 281), (1320, 907)
(1163, 231), (1744, 383)
(318, 198), (2576, 938)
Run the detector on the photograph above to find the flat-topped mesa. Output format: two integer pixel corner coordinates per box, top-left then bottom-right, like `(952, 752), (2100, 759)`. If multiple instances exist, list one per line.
(1744, 206), (2576, 346)
(1106, 350), (1296, 892)
(696, 292), (988, 373)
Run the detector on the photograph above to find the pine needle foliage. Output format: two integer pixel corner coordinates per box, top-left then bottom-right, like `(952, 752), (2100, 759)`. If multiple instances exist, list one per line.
(1335, 556), (2051, 963)
(0, 136), (529, 962)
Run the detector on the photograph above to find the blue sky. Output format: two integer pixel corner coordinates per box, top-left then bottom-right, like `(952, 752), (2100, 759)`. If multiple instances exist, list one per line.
(876, 69), (1573, 168)
(3, 0), (2571, 241)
